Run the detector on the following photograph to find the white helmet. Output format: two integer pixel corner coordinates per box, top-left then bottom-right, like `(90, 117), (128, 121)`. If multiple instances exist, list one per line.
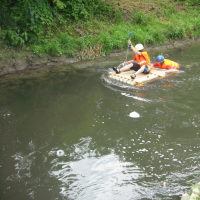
(135, 44), (144, 51)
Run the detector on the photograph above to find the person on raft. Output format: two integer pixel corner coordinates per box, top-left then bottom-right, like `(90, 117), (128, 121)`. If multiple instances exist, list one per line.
(113, 40), (151, 79)
(152, 55), (180, 69)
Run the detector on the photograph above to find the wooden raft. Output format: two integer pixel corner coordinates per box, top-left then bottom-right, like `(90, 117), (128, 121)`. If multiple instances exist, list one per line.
(108, 68), (178, 86)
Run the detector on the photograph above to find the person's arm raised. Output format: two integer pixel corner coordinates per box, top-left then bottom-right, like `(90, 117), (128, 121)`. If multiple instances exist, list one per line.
(128, 40), (142, 56)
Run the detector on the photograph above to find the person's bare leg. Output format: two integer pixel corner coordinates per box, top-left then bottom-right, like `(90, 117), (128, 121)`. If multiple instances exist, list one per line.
(120, 63), (134, 72)
(134, 65), (145, 75)
(130, 65), (145, 79)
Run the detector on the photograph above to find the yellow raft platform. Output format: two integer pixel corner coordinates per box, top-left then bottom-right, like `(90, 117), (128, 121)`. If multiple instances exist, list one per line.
(108, 68), (179, 86)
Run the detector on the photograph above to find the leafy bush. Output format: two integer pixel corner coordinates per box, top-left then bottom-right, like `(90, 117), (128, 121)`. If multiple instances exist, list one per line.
(0, 3), (15, 30)
(57, 0), (122, 22)
(0, 0), (54, 45)
(0, 0), (123, 47)
(2, 30), (27, 46)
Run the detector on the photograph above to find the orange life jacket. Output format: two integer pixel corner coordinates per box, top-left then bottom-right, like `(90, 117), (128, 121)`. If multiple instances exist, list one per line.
(157, 59), (180, 69)
(134, 52), (151, 67)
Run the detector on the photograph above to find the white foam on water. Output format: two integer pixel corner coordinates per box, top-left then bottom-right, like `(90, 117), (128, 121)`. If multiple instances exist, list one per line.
(121, 93), (151, 102)
(57, 150), (65, 157)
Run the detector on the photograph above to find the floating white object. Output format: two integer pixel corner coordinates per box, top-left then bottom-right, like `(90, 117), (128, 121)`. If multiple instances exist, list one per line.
(129, 111), (140, 118)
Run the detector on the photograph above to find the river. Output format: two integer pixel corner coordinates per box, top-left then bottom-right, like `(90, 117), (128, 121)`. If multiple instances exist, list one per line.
(0, 43), (200, 200)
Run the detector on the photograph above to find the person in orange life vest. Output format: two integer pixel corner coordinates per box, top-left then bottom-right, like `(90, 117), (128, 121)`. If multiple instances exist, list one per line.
(153, 55), (180, 70)
(113, 40), (151, 79)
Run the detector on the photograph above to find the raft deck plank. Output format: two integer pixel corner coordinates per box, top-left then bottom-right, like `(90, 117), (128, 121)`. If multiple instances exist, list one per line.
(109, 68), (178, 85)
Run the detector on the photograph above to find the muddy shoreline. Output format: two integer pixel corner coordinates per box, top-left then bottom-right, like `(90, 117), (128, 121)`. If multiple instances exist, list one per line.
(0, 38), (200, 79)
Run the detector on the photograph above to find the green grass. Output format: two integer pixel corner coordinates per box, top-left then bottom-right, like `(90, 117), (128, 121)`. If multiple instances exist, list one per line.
(1, 0), (200, 60)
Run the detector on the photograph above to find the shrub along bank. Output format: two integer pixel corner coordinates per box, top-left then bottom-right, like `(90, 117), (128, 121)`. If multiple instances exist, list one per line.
(0, 0), (200, 74)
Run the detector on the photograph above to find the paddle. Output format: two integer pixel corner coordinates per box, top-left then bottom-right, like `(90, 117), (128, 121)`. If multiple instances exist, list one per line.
(124, 32), (132, 65)
(113, 32), (132, 73)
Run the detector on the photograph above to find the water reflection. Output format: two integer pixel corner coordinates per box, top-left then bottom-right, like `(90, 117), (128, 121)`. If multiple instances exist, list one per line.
(49, 137), (146, 200)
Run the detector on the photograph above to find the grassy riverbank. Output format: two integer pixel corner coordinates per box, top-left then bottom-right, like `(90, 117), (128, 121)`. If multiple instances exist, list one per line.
(0, 0), (200, 68)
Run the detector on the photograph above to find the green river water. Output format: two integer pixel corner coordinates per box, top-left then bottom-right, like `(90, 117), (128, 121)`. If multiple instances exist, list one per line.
(0, 43), (200, 200)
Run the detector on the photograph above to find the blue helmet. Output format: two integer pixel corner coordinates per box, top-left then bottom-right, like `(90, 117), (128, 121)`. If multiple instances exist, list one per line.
(156, 55), (164, 62)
